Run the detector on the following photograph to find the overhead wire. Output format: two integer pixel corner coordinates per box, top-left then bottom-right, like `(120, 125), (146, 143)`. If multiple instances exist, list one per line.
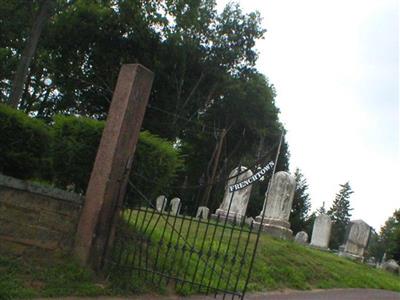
(130, 141), (280, 190)
(147, 103), (222, 133)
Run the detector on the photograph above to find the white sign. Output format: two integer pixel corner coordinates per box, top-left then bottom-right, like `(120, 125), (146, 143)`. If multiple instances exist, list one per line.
(229, 162), (274, 193)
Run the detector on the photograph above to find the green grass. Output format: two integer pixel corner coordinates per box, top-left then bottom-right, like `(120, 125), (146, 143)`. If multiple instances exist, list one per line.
(1, 210), (399, 299)
(107, 209), (400, 295)
(0, 254), (109, 300)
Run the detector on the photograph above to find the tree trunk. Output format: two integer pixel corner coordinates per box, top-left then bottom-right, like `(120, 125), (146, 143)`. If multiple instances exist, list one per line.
(8, 0), (53, 108)
(200, 128), (227, 207)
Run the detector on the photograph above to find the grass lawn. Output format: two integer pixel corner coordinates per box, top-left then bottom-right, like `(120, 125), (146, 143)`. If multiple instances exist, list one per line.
(0, 254), (108, 300)
(109, 209), (400, 295)
(1, 209), (399, 299)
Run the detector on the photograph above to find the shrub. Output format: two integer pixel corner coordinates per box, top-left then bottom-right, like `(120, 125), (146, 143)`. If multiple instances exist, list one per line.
(51, 115), (182, 197)
(0, 104), (51, 179)
(52, 115), (104, 192)
(130, 131), (183, 202)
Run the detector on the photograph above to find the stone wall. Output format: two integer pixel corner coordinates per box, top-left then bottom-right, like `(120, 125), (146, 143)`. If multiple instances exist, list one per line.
(0, 174), (83, 256)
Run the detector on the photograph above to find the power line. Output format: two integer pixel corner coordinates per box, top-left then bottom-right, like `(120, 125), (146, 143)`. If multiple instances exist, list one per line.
(147, 104), (222, 133)
(130, 142), (279, 190)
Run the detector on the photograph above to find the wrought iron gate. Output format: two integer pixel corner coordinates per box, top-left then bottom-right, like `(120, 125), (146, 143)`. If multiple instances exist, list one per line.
(104, 148), (281, 299)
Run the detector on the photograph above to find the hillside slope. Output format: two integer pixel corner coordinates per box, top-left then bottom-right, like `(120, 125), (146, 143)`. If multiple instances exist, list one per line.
(108, 211), (399, 295)
(1, 213), (399, 299)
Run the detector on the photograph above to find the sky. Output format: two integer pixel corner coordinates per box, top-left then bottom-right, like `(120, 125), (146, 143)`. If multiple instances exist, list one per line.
(217, 0), (399, 230)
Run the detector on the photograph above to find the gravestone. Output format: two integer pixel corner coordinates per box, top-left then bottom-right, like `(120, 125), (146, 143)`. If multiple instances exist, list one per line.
(254, 171), (296, 239)
(310, 214), (332, 249)
(170, 197), (181, 215)
(196, 206), (209, 220)
(294, 231), (308, 244)
(156, 195), (167, 212)
(212, 166), (253, 223)
(381, 259), (400, 275)
(365, 257), (376, 267)
(245, 217), (255, 226)
(340, 219), (371, 260)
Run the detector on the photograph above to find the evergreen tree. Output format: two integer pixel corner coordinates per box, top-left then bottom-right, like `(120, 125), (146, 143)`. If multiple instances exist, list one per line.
(327, 182), (353, 249)
(290, 168), (311, 234)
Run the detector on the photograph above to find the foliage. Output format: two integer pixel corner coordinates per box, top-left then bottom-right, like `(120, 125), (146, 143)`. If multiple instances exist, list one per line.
(51, 115), (182, 195)
(327, 182), (354, 250)
(0, 106), (182, 197)
(0, 0), (289, 210)
(303, 202), (328, 237)
(0, 103), (51, 179)
(290, 168), (311, 234)
(303, 212), (316, 238)
(178, 73), (288, 210)
(0, 1), (38, 100)
(8, 0), (56, 108)
(52, 114), (104, 192)
(129, 131), (184, 203)
(380, 209), (400, 262)
(316, 202), (327, 215)
(366, 229), (386, 262)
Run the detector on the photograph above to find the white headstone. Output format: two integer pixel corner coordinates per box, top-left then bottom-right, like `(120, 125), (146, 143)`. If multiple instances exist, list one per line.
(294, 231), (309, 244)
(342, 220), (371, 258)
(170, 197), (181, 215)
(310, 214), (332, 249)
(381, 259), (400, 275)
(245, 217), (255, 226)
(254, 171), (296, 239)
(196, 206), (209, 219)
(155, 195), (167, 212)
(214, 166), (253, 222)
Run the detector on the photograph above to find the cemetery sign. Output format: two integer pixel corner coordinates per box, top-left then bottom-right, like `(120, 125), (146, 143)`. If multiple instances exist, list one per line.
(229, 161), (274, 192)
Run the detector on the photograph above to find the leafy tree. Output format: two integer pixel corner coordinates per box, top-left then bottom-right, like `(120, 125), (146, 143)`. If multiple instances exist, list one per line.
(327, 182), (353, 249)
(366, 228), (385, 262)
(290, 168), (311, 234)
(0, 1), (37, 102)
(380, 209), (400, 262)
(8, 0), (55, 108)
(0, 0), (290, 212)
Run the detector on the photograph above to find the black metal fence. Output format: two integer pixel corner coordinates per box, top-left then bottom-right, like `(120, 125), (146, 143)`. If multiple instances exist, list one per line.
(105, 167), (265, 299)
(101, 125), (284, 299)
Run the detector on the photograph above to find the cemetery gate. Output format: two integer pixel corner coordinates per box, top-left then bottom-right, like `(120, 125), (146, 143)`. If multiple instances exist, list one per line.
(103, 150), (280, 299)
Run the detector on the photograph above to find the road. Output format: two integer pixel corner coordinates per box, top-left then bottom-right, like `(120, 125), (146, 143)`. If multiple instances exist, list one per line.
(39, 289), (400, 300)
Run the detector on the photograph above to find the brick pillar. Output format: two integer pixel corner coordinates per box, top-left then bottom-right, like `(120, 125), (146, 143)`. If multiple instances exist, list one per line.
(74, 64), (154, 267)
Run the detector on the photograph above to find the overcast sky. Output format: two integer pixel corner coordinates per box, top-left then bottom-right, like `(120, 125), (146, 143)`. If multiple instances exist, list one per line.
(217, 0), (399, 230)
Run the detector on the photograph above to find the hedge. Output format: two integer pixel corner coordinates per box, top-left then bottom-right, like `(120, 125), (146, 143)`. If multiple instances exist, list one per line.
(0, 106), (182, 199)
(132, 131), (183, 201)
(52, 115), (105, 192)
(51, 115), (183, 197)
(0, 104), (51, 179)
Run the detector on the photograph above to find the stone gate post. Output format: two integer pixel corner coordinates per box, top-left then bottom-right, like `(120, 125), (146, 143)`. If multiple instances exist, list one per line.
(74, 64), (154, 268)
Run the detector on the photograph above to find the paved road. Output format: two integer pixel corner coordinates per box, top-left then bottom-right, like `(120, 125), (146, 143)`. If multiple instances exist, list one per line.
(243, 289), (400, 300)
(40, 289), (400, 300)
